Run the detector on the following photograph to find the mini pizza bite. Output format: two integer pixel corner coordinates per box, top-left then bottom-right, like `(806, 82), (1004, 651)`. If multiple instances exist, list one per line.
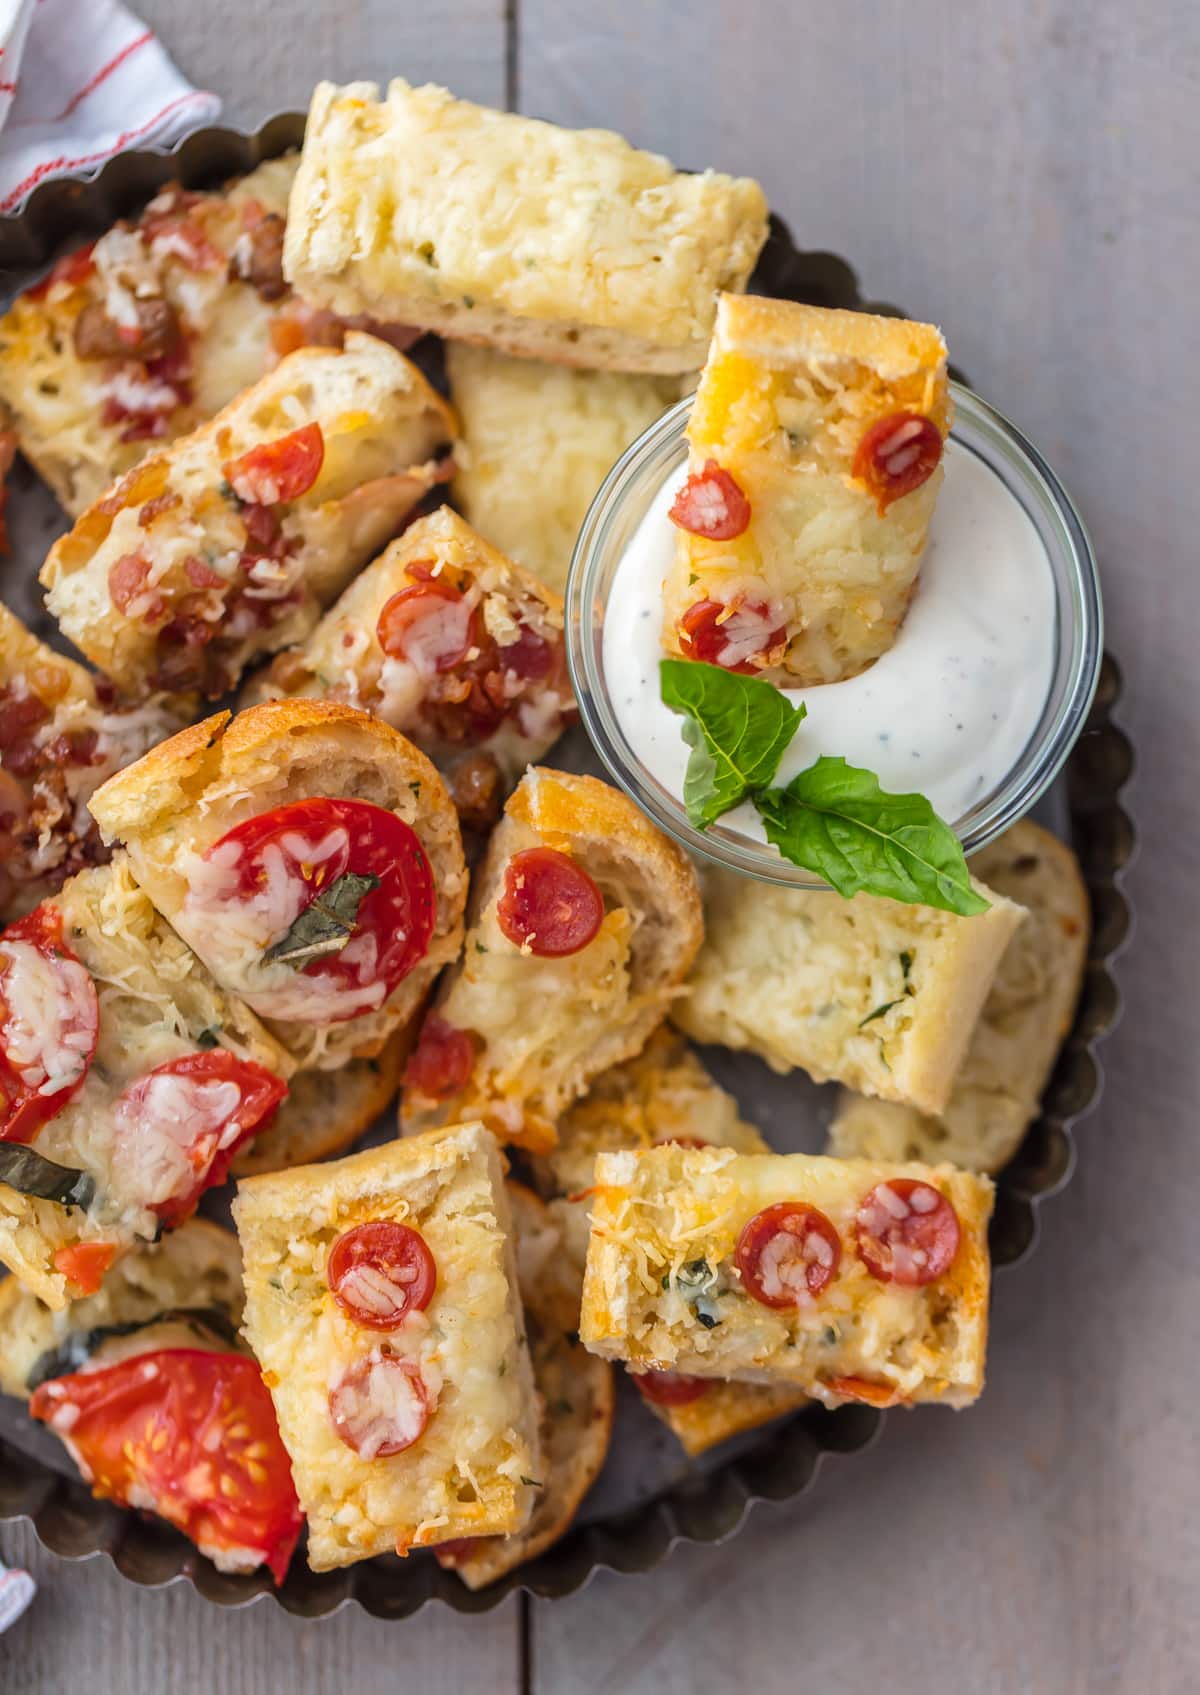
(662, 296), (951, 686)
(88, 700), (467, 1071)
(402, 768), (703, 1153)
(580, 1145), (993, 1409)
(234, 1124), (541, 1569)
(446, 343), (687, 592)
(284, 81), (769, 375)
(0, 859), (289, 1309)
(436, 1184), (613, 1588)
(829, 820), (1090, 1173)
(244, 507), (573, 833)
(0, 1218), (303, 1584)
(231, 1031), (407, 1178)
(673, 866), (1024, 1116)
(0, 603), (184, 922)
(40, 333), (456, 699)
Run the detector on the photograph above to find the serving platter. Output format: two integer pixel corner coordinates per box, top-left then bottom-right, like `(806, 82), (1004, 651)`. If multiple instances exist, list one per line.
(0, 117), (1134, 1616)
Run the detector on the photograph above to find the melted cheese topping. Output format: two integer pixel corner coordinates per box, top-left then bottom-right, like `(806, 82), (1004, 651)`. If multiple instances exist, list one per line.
(111, 1073), (242, 1207)
(0, 940), (97, 1094)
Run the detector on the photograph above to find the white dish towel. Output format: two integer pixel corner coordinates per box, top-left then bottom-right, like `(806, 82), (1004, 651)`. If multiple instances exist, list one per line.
(0, 0), (220, 215)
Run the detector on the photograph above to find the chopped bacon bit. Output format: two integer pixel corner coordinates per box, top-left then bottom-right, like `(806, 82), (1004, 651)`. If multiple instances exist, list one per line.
(74, 297), (179, 363)
(184, 555), (225, 589)
(678, 597), (787, 674)
(669, 460), (751, 540)
(404, 1014), (476, 1101)
(53, 1241), (116, 1295)
(497, 847), (605, 958)
(39, 728), (101, 768)
(229, 210), (287, 300)
(108, 552), (167, 623)
(138, 491), (183, 528)
(223, 422), (324, 506)
(0, 689), (50, 776)
(852, 412), (943, 512)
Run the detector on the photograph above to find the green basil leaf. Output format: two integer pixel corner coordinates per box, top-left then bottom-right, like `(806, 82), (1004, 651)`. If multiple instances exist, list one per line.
(754, 757), (990, 916)
(264, 871), (381, 968)
(0, 1143), (95, 1209)
(660, 659), (807, 829)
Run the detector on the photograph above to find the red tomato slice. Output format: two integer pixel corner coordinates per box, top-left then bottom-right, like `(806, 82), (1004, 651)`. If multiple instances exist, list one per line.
(376, 578), (478, 673)
(53, 1240), (117, 1295)
(633, 1369), (710, 1407)
(112, 1052), (287, 1227)
(852, 411), (943, 512)
(496, 847), (604, 958)
(678, 598), (787, 673)
(30, 1348), (302, 1585)
(223, 422), (325, 506)
(735, 1202), (842, 1307)
(855, 1179), (960, 1286)
(327, 1221), (436, 1330)
(403, 1014), (475, 1100)
(328, 1351), (434, 1458)
(825, 1375), (901, 1409)
(0, 905), (100, 1144)
(668, 460), (752, 540)
(201, 797), (436, 1023)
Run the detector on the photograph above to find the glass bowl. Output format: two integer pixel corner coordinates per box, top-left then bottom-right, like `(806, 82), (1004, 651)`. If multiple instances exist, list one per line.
(565, 380), (1103, 887)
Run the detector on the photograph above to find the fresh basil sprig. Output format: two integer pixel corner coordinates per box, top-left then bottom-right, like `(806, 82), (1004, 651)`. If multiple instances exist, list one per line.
(0, 1143), (95, 1209)
(265, 871), (381, 968)
(660, 658), (806, 829)
(659, 661), (987, 917)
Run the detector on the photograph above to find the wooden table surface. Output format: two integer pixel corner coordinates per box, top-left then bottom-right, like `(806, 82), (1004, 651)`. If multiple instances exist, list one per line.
(3, 4), (1198, 1692)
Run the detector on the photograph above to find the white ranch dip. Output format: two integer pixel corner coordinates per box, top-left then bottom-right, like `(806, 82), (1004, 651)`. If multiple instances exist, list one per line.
(602, 438), (1056, 844)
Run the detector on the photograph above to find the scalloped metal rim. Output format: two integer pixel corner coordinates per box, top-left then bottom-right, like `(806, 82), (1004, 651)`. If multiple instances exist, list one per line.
(0, 117), (1135, 1616)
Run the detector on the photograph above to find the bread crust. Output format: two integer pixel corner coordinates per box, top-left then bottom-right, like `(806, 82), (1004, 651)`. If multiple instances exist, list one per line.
(39, 333), (456, 698)
(284, 81), (768, 375)
(87, 699), (467, 1070)
(828, 820), (1090, 1172)
(231, 1030), (408, 1177)
(402, 767), (703, 1151)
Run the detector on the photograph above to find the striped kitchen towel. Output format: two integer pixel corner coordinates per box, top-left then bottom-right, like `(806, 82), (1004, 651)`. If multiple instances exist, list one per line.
(0, 0), (220, 214)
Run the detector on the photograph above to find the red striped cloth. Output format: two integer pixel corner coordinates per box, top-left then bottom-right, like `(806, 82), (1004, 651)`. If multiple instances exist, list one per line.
(0, 0), (220, 214)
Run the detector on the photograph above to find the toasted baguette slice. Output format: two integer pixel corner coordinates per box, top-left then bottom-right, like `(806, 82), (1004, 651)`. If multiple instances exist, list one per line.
(828, 821), (1089, 1173)
(0, 859), (288, 1309)
(234, 1124), (541, 1569)
(0, 602), (184, 921)
(402, 768), (703, 1152)
(437, 1184), (614, 1588)
(0, 159), (301, 517)
(87, 699), (467, 1070)
(674, 867), (1024, 1116)
(243, 507), (573, 832)
(581, 1146), (993, 1409)
(663, 296), (950, 685)
(639, 1377), (810, 1459)
(231, 1031), (406, 1177)
(40, 333), (456, 699)
(284, 81), (768, 375)
(0, 1217), (244, 1398)
(447, 343), (686, 592)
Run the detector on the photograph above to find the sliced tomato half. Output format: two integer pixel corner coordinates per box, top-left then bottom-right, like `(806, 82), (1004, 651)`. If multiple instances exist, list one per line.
(0, 904), (100, 1143)
(30, 1348), (303, 1584)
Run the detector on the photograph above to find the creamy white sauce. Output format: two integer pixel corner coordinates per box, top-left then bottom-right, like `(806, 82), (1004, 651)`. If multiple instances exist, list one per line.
(602, 440), (1056, 841)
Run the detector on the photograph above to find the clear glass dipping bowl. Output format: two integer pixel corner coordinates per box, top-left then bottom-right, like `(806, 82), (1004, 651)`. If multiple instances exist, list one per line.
(565, 381), (1103, 888)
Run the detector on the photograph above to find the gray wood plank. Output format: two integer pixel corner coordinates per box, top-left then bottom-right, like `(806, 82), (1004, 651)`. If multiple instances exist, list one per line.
(0, 1520), (519, 1695)
(519, 4), (1200, 1692)
(136, 0), (508, 128)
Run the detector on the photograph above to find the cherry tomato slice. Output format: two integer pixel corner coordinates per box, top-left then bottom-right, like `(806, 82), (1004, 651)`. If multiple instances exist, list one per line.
(403, 1014), (475, 1100)
(496, 847), (604, 958)
(112, 1051), (287, 1226)
(0, 905), (100, 1144)
(633, 1369), (710, 1407)
(201, 797), (436, 1023)
(678, 598), (787, 674)
(668, 460), (751, 540)
(223, 422), (325, 506)
(328, 1351), (434, 1458)
(852, 411), (943, 512)
(735, 1202), (842, 1308)
(855, 1179), (960, 1286)
(53, 1240), (117, 1296)
(327, 1221), (437, 1330)
(30, 1348), (302, 1585)
(376, 578), (478, 673)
